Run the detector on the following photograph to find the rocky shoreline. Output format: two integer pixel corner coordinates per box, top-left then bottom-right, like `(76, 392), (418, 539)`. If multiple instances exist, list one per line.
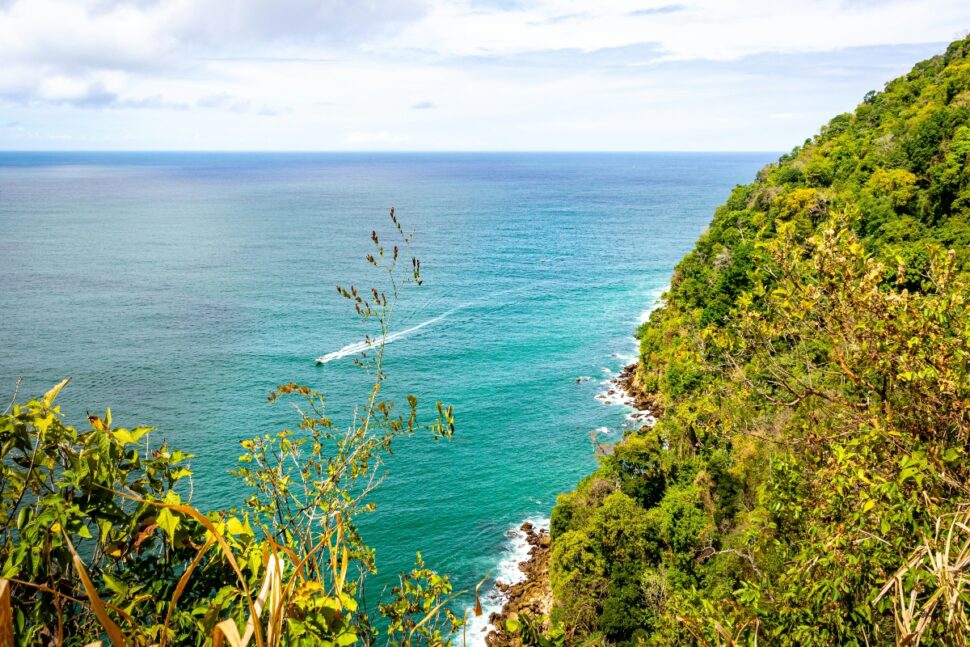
(485, 522), (553, 647)
(615, 362), (664, 420)
(484, 364), (661, 645)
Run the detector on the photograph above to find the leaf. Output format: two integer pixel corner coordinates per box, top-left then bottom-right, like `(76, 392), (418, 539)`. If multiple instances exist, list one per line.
(102, 573), (128, 597)
(160, 537), (215, 647)
(0, 579), (14, 647)
(211, 619), (244, 647)
(65, 536), (128, 647)
(226, 517), (247, 537)
(111, 428), (147, 446)
(42, 378), (70, 408)
(335, 631), (357, 646)
(156, 508), (180, 543)
(132, 523), (157, 552)
(473, 572), (490, 616)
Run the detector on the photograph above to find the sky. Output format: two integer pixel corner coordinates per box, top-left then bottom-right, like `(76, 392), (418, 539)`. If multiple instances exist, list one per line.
(0, 0), (968, 151)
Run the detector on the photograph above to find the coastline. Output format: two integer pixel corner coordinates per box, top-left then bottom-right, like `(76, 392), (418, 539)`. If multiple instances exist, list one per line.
(615, 362), (664, 420)
(484, 522), (554, 647)
(484, 362), (661, 644)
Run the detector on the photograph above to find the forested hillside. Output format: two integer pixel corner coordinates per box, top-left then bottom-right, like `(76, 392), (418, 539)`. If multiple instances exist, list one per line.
(549, 36), (970, 645)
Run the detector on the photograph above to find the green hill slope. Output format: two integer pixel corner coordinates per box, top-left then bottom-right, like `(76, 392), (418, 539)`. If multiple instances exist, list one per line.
(549, 36), (970, 646)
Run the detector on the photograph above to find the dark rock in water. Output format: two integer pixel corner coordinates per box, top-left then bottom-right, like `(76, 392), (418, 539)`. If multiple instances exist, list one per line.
(520, 522), (533, 533)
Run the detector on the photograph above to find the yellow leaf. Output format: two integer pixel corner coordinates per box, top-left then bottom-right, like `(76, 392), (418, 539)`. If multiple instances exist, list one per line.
(211, 619), (244, 647)
(42, 378), (71, 408)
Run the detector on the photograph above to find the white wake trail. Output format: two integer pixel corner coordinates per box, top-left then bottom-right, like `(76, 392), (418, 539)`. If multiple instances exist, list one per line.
(315, 306), (462, 365)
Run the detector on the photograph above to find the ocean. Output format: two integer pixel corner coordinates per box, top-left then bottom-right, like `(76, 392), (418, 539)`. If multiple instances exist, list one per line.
(0, 151), (774, 640)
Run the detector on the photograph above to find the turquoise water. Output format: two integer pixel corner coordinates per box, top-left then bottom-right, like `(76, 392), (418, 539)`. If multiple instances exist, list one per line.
(0, 152), (773, 636)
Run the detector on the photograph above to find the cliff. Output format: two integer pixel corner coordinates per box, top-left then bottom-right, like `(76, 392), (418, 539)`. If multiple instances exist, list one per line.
(547, 35), (970, 646)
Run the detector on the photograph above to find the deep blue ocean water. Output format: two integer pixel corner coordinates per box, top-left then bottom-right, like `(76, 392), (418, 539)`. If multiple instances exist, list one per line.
(0, 152), (774, 639)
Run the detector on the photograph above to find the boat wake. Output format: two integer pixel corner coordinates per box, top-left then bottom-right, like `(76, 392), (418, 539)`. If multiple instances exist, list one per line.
(315, 284), (535, 365)
(315, 304), (466, 364)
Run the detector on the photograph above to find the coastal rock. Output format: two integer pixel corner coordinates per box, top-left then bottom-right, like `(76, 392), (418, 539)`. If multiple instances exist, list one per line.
(616, 363), (665, 418)
(485, 525), (553, 647)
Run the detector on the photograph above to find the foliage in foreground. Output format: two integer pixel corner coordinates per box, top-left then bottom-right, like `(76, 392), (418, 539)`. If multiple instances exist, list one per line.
(0, 210), (468, 646)
(550, 36), (970, 645)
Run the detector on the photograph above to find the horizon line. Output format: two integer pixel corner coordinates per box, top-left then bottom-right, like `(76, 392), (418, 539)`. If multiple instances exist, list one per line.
(0, 149), (785, 154)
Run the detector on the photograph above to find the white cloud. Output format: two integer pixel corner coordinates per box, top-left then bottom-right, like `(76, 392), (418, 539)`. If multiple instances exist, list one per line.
(345, 130), (413, 145)
(0, 0), (968, 149)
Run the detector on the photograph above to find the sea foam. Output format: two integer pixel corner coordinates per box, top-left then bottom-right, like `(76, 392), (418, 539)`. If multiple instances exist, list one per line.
(463, 516), (550, 647)
(638, 284), (669, 324)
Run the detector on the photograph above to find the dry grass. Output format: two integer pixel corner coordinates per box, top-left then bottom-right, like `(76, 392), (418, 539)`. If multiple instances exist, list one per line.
(875, 506), (970, 646)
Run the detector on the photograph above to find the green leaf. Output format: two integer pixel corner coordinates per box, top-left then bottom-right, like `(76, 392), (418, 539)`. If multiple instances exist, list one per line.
(102, 572), (128, 596)
(156, 508), (180, 543)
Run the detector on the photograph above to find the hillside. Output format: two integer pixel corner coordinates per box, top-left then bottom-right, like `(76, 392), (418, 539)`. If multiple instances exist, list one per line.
(548, 36), (970, 645)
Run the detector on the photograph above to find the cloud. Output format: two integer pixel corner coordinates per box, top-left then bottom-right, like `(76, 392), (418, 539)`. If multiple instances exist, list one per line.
(1, 0), (970, 150)
(196, 93), (287, 115)
(453, 42), (665, 69)
(344, 130), (412, 145)
(628, 5), (686, 17)
(0, 0), (429, 78)
(166, 0), (429, 49)
(534, 12), (588, 25)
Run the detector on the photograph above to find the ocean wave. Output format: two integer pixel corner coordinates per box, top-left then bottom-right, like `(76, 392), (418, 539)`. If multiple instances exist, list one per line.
(594, 386), (635, 408)
(463, 516), (550, 647)
(638, 284), (669, 324)
(626, 410), (657, 426)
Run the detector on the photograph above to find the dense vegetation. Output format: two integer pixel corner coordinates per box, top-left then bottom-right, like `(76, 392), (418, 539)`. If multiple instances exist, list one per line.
(549, 36), (970, 645)
(0, 213), (470, 646)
